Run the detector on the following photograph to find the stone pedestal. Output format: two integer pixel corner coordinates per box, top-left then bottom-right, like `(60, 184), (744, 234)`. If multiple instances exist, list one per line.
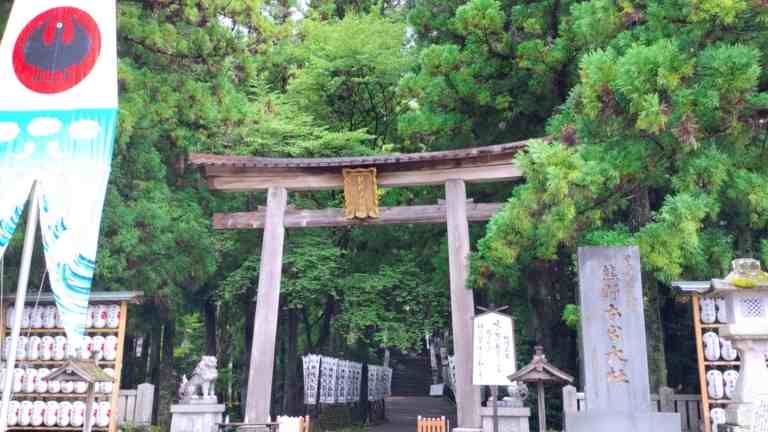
(480, 407), (530, 432)
(565, 411), (680, 432)
(454, 428), (483, 432)
(170, 403), (225, 432)
(720, 333), (768, 430)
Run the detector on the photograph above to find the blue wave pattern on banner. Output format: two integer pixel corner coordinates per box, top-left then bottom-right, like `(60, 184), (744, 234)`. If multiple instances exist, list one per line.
(0, 109), (115, 167)
(0, 108), (116, 340)
(0, 206), (23, 248)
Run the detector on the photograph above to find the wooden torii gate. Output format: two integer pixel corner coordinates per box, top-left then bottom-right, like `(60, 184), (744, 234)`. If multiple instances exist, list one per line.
(189, 140), (529, 430)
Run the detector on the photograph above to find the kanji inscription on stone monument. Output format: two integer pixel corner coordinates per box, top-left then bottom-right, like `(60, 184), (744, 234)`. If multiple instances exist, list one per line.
(577, 246), (650, 412)
(601, 258), (629, 383)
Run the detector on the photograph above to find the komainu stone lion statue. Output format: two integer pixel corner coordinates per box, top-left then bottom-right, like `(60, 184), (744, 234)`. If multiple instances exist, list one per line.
(178, 356), (218, 403)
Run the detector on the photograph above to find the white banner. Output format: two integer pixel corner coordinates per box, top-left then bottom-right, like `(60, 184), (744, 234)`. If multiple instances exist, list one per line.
(0, 1), (118, 341)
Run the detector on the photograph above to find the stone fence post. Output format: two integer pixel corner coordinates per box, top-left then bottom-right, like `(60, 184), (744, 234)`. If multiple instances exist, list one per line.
(135, 383), (155, 425)
(563, 385), (578, 415)
(658, 386), (675, 413)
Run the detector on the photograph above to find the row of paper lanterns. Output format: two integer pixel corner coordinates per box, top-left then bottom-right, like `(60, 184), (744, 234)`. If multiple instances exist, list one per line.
(6, 304), (121, 329)
(302, 355), (392, 405)
(1, 367), (115, 394)
(2, 335), (119, 362)
(6, 400), (111, 428)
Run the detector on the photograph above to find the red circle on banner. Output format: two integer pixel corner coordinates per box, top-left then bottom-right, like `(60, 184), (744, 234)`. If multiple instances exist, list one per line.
(12, 7), (101, 94)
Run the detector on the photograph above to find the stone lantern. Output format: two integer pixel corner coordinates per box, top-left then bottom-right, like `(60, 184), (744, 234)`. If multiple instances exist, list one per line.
(677, 258), (768, 431)
(711, 259), (768, 431)
(507, 346), (573, 432)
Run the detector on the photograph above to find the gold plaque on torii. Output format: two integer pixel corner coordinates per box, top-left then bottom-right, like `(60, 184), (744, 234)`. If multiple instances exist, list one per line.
(343, 168), (380, 219)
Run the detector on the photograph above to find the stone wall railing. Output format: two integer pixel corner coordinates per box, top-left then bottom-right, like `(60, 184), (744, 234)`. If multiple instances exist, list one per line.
(116, 383), (155, 427)
(562, 385), (703, 432)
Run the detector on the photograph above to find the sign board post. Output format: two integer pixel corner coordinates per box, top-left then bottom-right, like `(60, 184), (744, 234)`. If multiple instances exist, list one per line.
(473, 309), (516, 432)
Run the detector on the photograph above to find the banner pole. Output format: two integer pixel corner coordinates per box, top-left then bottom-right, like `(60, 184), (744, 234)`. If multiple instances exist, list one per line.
(0, 181), (40, 432)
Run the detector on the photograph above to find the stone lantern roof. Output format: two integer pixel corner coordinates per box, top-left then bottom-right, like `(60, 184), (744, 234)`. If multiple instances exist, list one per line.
(507, 346), (574, 384)
(47, 359), (114, 383)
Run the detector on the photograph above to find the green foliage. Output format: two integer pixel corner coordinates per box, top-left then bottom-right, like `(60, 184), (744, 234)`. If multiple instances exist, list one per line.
(242, 88), (373, 157)
(582, 225), (635, 246)
(338, 253), (439, 350)
(478, 139), (620, 268)
(0, 2), (9, 33)
(400, 0), (570, 148)
(570, 0), (622, 48)
(475, 0), (768, 292)
(561, 304), (580, 330)
(174, 313), (206, 371)
(120, 425), (162, 432)
(286, 12), (411, 148)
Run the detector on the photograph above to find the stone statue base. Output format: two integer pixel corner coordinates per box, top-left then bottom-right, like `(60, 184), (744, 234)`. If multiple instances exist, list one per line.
(480, 407), (530, 432)
(181, 396), (219, 405)
(565, 411), (680, 432)
(236, 427), (271, 432)
(170, 403), (225, 432)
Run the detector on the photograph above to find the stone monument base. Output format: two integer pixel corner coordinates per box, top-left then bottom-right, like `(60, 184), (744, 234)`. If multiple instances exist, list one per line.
(170, 403), (225, 432)
(565, 411), (680, 432)
(727, 403), (755, 427)
(480, 407), (530, 432)
(454, 428), (483, 432)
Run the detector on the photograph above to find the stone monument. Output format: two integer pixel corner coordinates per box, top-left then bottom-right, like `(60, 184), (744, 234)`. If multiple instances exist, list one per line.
(170, 356), (226, 432)
(565, 246), (680, 432)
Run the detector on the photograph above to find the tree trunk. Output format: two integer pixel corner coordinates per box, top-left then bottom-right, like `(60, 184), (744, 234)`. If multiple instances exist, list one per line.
(525, 260), (558, 353)
(241, 285), (257, 418)
(631, 187), (668, 388)
(315, 296), (336, 353)
(203, 297), (217, 356)
(149, 315), (162, 425)
(122, 334), (136, 388)
(643, 275), (668, 388)
(359, 362), (369, 423)
(140, 331), (150, 382)
(283, 307), (301, 415)
(157, 319), (177, 432)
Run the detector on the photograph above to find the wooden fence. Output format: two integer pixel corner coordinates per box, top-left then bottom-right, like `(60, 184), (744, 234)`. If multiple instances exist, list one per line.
(117, 383), (155, 427)
(563, 386), (703, 432)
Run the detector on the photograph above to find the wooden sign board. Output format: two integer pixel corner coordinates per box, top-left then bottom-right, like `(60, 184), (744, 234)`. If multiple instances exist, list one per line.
(430, 384), (445, 396)
(472, 312), (516, 386)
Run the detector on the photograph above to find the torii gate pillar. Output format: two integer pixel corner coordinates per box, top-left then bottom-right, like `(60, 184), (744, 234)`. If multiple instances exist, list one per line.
(245, 186), (288, 423)
(446, 179), (483, 428)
